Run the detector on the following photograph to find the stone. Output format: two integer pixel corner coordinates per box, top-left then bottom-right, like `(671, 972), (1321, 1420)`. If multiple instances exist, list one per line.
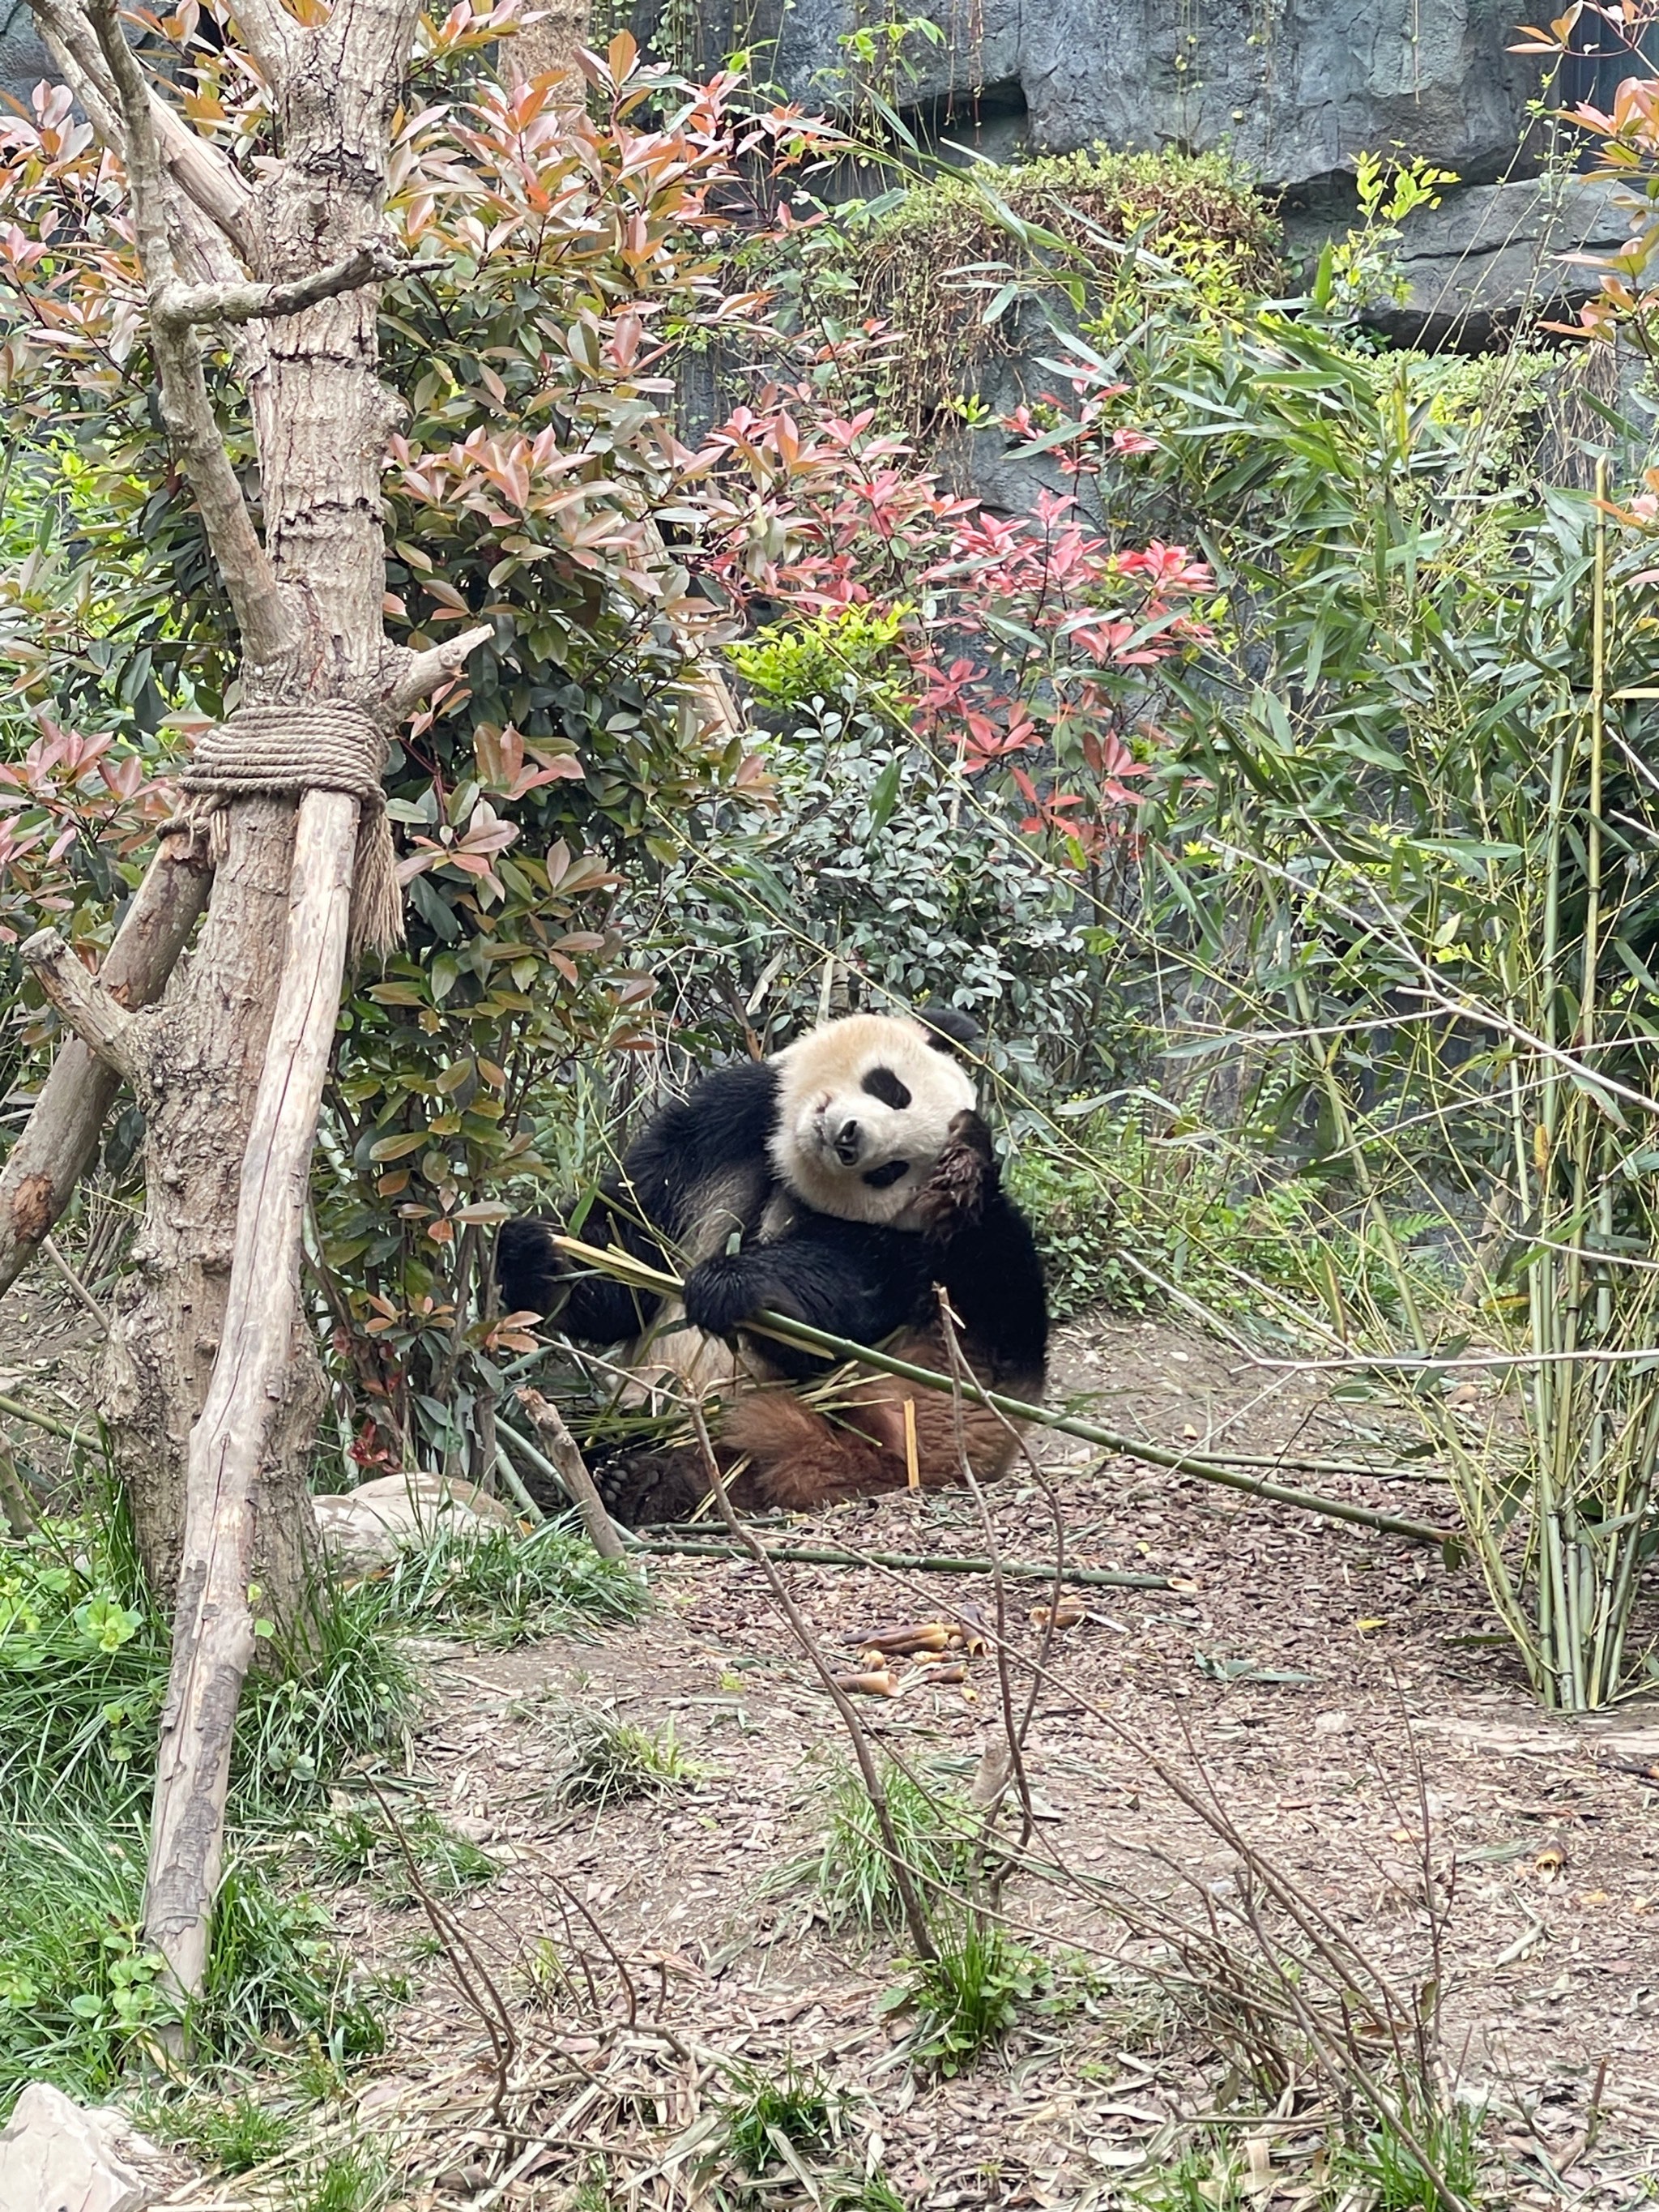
(736, 0), (1546, 195)
(0, 13), (53, 118)
(0, 2084), (162, 2212)
(309, 1470), (518, 1570)
(1370, 177), (1632, 344)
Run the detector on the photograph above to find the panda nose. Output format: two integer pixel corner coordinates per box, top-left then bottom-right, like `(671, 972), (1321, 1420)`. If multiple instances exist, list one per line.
(833, 1117), (863, 1164)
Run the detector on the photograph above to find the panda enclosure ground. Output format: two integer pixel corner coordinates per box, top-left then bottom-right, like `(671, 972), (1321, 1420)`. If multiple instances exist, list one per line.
(7, 1266), (1659, 2212)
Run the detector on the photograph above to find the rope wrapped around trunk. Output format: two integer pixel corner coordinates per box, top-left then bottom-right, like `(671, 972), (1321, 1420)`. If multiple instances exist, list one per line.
(159, 702), (403, 959)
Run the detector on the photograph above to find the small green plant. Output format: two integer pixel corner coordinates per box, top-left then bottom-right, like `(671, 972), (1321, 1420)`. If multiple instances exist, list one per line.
(169, 2095), (294, 2175)
(555, 1709), (702, 1812)
(886, 1918), (1050, 2076)
(291, 2146), (389, 2212)
(234, 1580), (420, 1809)
(727, 604), (916, 728)
(1341, 2101), (1485, 2212)
(719, 2056), (846, 2178)
(376, 1516), (648, 1647)
(0, 1814), (386, 2101)
(1131, 2145), (1244, 2212)
(783, 1755), (977, 1936)
(313, 1804), (497, 1898)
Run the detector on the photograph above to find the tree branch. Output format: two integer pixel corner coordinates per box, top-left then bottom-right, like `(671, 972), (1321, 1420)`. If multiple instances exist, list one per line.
(157, 237), (405, 332)
(390, 623), (496, 715)
(77, 0), (292, 673)
(27, 0), (254, 254)
(21, 930), (142, 1084)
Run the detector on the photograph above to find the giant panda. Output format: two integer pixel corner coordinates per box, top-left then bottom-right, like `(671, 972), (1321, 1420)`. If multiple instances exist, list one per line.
(495, 1010), (1049, 1525)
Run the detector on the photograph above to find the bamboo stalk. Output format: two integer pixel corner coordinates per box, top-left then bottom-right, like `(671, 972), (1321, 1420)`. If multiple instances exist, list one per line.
(548, 1236), (1456, 1548)
(632, 1535), (1172, 1590)
(0, 1390), (84, 1442)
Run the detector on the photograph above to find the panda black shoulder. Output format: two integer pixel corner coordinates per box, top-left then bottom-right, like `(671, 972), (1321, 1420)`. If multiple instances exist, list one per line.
(625, 1058), (782, 1186)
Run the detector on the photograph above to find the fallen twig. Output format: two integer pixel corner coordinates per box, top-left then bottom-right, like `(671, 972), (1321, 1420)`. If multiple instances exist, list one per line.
(629, 1536), (1172, 1588)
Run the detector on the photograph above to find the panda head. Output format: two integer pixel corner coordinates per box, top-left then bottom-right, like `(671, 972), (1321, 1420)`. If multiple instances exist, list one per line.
(769, 1011), (979, 1228)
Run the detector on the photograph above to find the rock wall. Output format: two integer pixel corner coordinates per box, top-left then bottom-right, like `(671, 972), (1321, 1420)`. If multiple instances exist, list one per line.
(760, 0), (1546, 198)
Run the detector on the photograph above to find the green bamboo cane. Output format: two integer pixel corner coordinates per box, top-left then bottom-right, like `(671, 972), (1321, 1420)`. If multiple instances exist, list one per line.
(546, 1235), (1456, 1549)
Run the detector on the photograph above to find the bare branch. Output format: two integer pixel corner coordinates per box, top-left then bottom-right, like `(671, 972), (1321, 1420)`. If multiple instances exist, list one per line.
(76, 0), (292, 671)
(27, 0), (254, 253)
(21, 931), (142, 1084)
(391, 622), (496, 715)
(158, 237), (405, 332)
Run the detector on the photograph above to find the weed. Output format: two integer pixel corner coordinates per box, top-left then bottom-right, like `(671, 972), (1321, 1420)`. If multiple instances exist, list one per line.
(235, 1582), (420, 1809)
(719, 2057), (845, 2176)
(830, 2179), (908, 2212)
(291, 2146), (388, 2212)
(313, 1804), (497, 1898)
(886, 1918), (1050, 2076)
(168, 2095), (294, 2174)
(555, 1709), (702, 1812)
(782, 1756), (977, 1935)
(0, 1815), (387, 2102)
(1131, 2146), (1243, 2212)
(377, 1516), (648, 1646)
(1342, 2101), (1485, 2212)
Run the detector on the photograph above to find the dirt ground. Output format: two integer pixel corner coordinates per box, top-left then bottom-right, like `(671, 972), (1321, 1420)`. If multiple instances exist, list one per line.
(176, 1316), (1659, 2212)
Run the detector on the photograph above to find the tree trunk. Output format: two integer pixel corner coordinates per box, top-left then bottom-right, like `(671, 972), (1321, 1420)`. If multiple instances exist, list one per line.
(0, 843), (207, 1305)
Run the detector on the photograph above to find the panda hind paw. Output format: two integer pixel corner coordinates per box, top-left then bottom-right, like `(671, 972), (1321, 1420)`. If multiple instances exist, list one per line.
(595, 1450), (710, 1529)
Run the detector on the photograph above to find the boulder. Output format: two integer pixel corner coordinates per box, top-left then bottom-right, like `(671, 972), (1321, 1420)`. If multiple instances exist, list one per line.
(693, 0), (1546, 195)
(0, 2085), (163, 2212)
(309, 1470), (517, 1571)
(1380, 176), (1632, 346)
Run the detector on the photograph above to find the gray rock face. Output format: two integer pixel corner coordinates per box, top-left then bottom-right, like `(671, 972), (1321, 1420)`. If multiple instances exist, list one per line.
(0, 0), (52, 115)
(757, 0), (1544, 194)
(1383, 177), (1631, 344)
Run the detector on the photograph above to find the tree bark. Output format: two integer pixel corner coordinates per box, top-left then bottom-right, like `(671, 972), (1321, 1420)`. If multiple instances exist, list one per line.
(0, 844), (207, 1305)
(143, 788), (357, 2001)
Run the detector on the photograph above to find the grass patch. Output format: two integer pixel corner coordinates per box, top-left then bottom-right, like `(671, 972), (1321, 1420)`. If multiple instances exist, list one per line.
(885, 1917), (1052, 2077)
(719, 2056), (847, 2178)
(289, 2146), (390, 2212)
(783, 1755), (978, 1934)
(166, 2094), (296, 2174)
(1342, 2102), (1486, 2212)
(312, 1803), (497, 1898)
(375, 1515), (648, 1646)
(0, 1814), (390, 2103)
(555, 1708), (702, 1812)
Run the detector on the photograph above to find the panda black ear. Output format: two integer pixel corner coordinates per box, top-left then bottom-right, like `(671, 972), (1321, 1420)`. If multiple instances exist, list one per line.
(917, 1006), (980, 1054)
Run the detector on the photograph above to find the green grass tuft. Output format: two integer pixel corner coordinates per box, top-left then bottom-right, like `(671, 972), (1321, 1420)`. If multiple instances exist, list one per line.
(290, 2146), (389, 2212)
(375, 1514), (648, 1646)
(887, 1917), (1051, 2077)
(312, 1803), (497, 1898)
(783, 1756), (978, 1935)
(167, 2094), (295, 2175)
(556, 1708), (702, 1812)
(719, 2056), (845, 2176)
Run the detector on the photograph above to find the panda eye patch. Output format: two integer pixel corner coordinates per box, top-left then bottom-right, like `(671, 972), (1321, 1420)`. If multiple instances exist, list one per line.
(862, 1159), (909, 1189)
(860, 1066), (912, 1110)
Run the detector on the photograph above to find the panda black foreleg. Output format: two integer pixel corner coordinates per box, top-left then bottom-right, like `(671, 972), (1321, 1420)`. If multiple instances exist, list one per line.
(682, 1216), (929, 1380)
(495, 1202), (667, 1344)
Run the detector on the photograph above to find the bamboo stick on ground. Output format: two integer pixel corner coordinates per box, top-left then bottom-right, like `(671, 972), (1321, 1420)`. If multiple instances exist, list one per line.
(633, 1536), (1171, 1589)
(549, 1234), (1456, 1550)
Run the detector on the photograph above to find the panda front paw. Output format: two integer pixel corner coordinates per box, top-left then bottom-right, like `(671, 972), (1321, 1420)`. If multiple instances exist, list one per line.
(684, 1253), (761, 1338)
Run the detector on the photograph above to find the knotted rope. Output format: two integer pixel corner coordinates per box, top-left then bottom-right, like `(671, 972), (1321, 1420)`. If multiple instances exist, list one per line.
(160, 702), (403, 959)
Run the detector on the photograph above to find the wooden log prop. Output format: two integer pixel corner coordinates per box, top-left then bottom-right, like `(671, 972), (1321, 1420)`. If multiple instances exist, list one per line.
(141, 788), (357, 2001)
(0, 844), (207, 1304)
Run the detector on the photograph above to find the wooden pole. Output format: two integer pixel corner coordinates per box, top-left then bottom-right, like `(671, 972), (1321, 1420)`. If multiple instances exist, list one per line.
(141, 789), (356, 2003)
(0, 844), (207, 1302)
(515, 1385), (630, 1562)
